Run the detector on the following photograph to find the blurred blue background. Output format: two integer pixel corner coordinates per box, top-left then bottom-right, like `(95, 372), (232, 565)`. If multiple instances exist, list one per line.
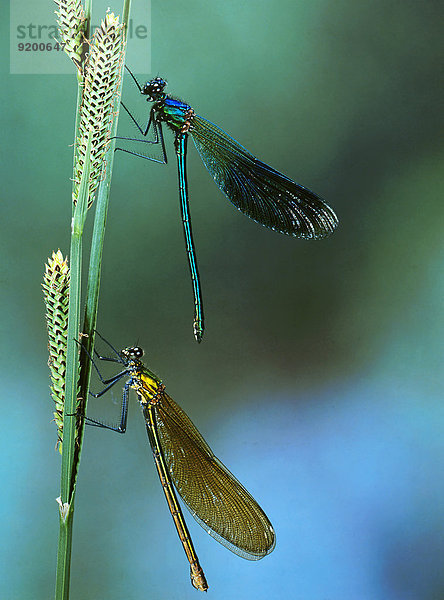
(1, 1), (443, 599)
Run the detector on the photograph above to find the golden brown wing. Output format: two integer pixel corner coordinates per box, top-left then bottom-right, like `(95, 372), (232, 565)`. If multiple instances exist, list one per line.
(152, 391), (275, 560)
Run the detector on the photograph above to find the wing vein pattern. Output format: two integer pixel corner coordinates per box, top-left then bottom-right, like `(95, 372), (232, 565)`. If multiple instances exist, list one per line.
(190, 115), (338, 239)
(152, 391), (275, 560)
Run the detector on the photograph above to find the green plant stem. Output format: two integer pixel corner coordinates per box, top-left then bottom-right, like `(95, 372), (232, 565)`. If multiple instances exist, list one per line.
(84, 0), (92, 39)
(77, 0), (132, 407)
(55, 134), (91, 600)
(55, 4), (132, 597)
(55, 5), (132, 598)
(55, 500), (74, 600)
(122, 0), (131, 28)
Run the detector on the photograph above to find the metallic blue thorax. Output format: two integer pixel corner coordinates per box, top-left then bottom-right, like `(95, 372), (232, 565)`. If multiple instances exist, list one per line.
(156, 97), (193, 133)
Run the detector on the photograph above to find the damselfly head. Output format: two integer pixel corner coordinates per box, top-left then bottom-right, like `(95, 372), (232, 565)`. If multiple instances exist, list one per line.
(141, 77), (167, 101)
(121, 346), (144, 360)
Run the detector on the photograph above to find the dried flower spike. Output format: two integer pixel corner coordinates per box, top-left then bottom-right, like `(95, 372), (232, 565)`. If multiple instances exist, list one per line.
(54, 0), (86, 70)
(42, 250), (70, 453)
(73, 12), (126, 207)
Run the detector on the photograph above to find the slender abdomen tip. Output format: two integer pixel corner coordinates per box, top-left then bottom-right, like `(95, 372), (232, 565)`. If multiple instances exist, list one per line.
(193, 322), (204, 343)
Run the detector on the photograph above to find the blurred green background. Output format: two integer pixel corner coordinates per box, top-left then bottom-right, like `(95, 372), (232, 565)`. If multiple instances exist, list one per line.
(1, 1), (443, 599)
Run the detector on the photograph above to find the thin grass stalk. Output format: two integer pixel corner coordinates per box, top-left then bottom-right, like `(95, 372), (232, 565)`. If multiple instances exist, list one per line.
(83, 0), (91, 38)
(77, 0), (132, 441)
(55, 131), (91, 600)
(54, 7), (130, 599)
(52, 5), (91, 599)
(59, 8), (127, 504)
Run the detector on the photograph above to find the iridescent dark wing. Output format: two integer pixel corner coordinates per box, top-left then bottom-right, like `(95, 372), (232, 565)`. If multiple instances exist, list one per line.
(190, 114), (338, 239)
(152, 391), (275, 560)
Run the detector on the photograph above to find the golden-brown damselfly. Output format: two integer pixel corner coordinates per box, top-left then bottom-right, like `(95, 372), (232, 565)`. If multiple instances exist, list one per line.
(84, 333), (275, 591)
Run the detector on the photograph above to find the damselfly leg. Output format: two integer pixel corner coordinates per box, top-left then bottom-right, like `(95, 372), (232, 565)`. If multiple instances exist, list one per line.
(74, 333), (130, 432)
